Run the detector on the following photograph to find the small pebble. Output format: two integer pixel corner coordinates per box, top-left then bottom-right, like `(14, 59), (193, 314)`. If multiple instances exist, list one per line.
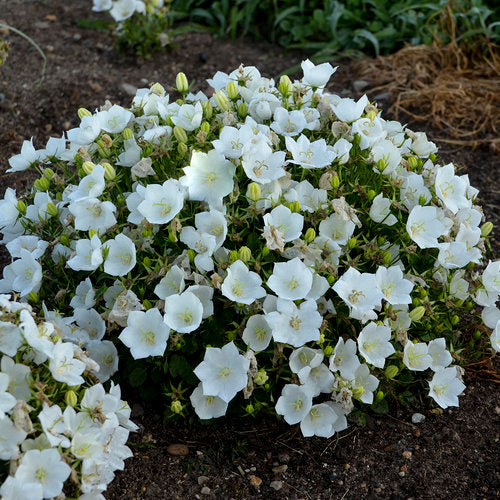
(270, 480), (283, 491)
(399, 471), (406, 477)
(121, 83), (138, 96)
(249, 475), (262, 488)
(272, 464), (288, 474)
(167, 443), (189, 456)
(197, 476), (209, 485)
(353, 80), (369, 92)
(402, 451), (412, 459)
(411, 413), (425, 424)
(201, 486), (211, 495)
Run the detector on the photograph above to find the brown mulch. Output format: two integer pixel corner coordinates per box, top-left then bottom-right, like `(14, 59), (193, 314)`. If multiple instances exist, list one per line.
(0, 1), (499, 499)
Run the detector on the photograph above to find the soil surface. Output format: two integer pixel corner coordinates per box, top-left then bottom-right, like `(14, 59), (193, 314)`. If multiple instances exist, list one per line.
(0, 1), (499, 499)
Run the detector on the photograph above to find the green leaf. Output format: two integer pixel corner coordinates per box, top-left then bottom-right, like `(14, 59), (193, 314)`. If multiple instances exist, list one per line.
(129, 366), (148, 387)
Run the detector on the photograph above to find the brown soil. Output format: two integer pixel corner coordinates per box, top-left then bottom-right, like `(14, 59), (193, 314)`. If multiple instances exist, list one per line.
(0, 1), (499, 499)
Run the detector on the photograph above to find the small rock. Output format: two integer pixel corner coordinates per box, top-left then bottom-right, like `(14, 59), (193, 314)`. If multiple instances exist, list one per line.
(373, 92), (391, 101)
(197, 476), (209, 485)
(198, 52), (208, 63)
(73, 33), (82, 41)
(0, 93), (5, 102)
(402, 451), (412, 459)
(34, 22), (50, 29)
(278, 453), (290, 463)
(272, 464), (288, 474)
(270, 480), (282, 491)
(167, 443), (189, 456)
(411, 413), (425, 424)
(353, 79), (369, 92)
(121, 83), (138, 96)
(399, 471), (406, 477)
(201, 486), (211, 495)
(249, 475), (262, 488)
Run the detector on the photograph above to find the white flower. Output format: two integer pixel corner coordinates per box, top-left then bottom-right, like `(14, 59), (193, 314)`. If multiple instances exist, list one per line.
(242, 140), (286, 183)
(110, 0), (138, 21)
(357, 322), (395, 368)
(329, 338), (360, 380)
(103, 233), (136, 276)
(263, 205), (303, 246)
(163, 291), (203, 333)
(331, 138), (352, 164)
(284, 180), (327, 213)
(482, 260), (500, 293)
(0, 476), (43, 500)
(435, 163), (470, 214)
(285, 135), (335, 169)
(318, 212), (355, 245)
(352, 117), (387, 149)
(242, 314), (272, 352)
(428, 367), (466, 408)
(428, 338), (452, 371)
(0, 188), (20, 228)
(491, 321), (500, 352)
(369, 193), (397, 226)
(267, 257), (313, 300)
(482, 306), (500, 329)
(38, 403), (70, 448)
(190, 382), (228, 419)
(15, 448), (71, 498)
(0, 415), (27, 460)
(74, 308), (106, 341)
(67, 114), (101, 145)
(49, 340), (86, 385)
(195, 210), (227, 249)
(1, 356), (30, 400)
(7, 138), (42, 172)
(212, 126), (244, 159)
(0, 321), (23, 357)
(70, 277), (96, 310)
(352, 363), (379, 404)
(6, 235), (48, 260)
(67, 234), (103, 272)
(301, 59), (337, 88)
(275, 383), (313, 425)
(410, 131), (438, 157)
(137, 180), (185, 224)
(154, 265), (186, 299)
(0, 372), (16, 418)
(371, 139), (402, 175)
(68, 164), (106, 202)
(332, 95), (368, 123)
(266, 298), (322, 347)
(172, 102), (203, 131)
(10, 249), (42, 297)
(400, 172), (432, 211)
(221, 260), (266, 304)
(69, 197), (117, 233)
(99, 104), (133, 133)
(182, 150), (236, 207)
(376, 266), (414, 305)
(186, 285), (214, 319)
(193, 341), (250, 403)
(179, 227), (217, 273)
(300, 403), (338, 438)
(403, 342), (432, 371)
(271, 107), (307, 136)
(119, 308), (170, 359)
(298, 363), (335, 397)
(86, 339), (119, 382)
(108, 289), (144, 327)
(289, 347), (323, 373)
(406, 206), (445, 249)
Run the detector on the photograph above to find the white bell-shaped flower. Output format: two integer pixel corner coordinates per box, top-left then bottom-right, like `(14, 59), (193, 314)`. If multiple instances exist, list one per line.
(103, 233), (136, 277)
(275, 383), (313, 425)
(137, 180), (185, 225)
(428, 366), (466, 408)
(221, 260), (266, 305)
(190, 382), (228, 419)
(300, 403), (338, 438)
(242, 314), (272, 352)
(267, 258), (313, 300)
(163, 291), (203, 333)
(357, 322), (395, 369)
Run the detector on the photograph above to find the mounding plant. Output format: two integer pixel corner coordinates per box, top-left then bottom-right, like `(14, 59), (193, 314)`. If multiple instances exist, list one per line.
(0, 62), (499, 449)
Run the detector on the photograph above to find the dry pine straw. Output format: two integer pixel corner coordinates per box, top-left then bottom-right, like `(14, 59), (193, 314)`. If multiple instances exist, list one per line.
(355, 41), (500, 149)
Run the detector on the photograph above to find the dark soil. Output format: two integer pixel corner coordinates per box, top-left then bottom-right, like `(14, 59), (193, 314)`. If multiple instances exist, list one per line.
(0, 1), (499, 499)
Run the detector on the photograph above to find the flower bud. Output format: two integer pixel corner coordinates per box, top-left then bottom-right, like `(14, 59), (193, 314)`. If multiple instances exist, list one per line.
(412, 297), (420, 306)
(202, 100), (213, 119)
(418, 195), (428, 206)
(101, 134), (113, 148)
(375, 390), (385, 403)
(304, 228), (316, 244)
(383, 251), (393, 266)
(480, 222), (493, 237)
(65, 390), (78, 407)
(377, 236), (386, 246)
(330, 175), (340, 189)
(151, 82), (165, 95)
(82, 161), (95, 175)
(17, 200), (27, 215)
(376, 158), (387, 172)
(173, 125), (188, 144)
(175, 72), (189, 93)
(429, 153), (437, 162)
(28, 291), (39, 304)
(46, 202), (58, 217)
(366, 189), (376, 201)
(143, 256), (152, 268)
(451, 315), (460, 326)
(77, 107), (92, 119)
(352, 386), (365, 400)
(384, 365), (399, 379)
(408, 156), (419, 170)
(247, 182), (261, 202)
(323, 345), (333, 356)
(34, 177), (50, 192)
(245, 403), (255, 415)
(367, 109), (377, 121)
(409, 306), (426, 322)
(474, 329), (482, 340)
(347, 237), (357, 249)
(102, 162), (116, 181)
(254, 370), (269, 386)
(229, 250), (239, 263)
(237, 101), (248, 118)
(327, 275), (336, 285)
(278, 74), (292, 96)
(187, 249), (196, 263)
(214, 90), (231, 111)
(226, 81), (239, 99)
(60, 234), (70, 246)
(261, 247), (270, 257)
(171, 400), (183, 414)
(200, 121), (210, 134)
(288, 201), (301, 213)
(122, 127), (134, 140)
(238, 246), (251, 263)
(177, 142), (188, 157)
(143, 299), (152, 310)
(88, 229), (98, 238)
(43, 168), (55, 180)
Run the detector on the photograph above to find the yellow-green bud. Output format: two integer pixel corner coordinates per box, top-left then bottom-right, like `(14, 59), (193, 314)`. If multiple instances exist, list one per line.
(151, 82), (165, 95)
(171, 400), (183, 414)
(408, 156), (419, 170)
(253, 370), (269, 386)
(304, 227), (316, 244)
(143, 256), (152, 267)
(214, 90), (231, 111)
(327, 275), (336, 285)
(261, 247), (270, 257)
(46, 202), (58, 217)
(34, 177), (50, 192)
(245, 403), (255, 415)
(247, 182), (261, 202)
(383, 251), (393, 266)
(367, 109), (377, 121)
(175, 72), (189, 93)
(78, 107), (92, 119)
(278, 74), (292, 96)
(60, 234), (70, 246)
(200, 121), (210, 134)
(375, 390), (385, 403)
(409, 306), (426, 322)
(237, 102), (248, 118)
(226, 81), (239, 100)
(330, 175), (340, 189)
(377, 236), (386, 246)
(474, 329), (482, 340)
(367, 189), (376, 201)
(202, 100), (213, 119)
(82, 161), (95, 175)
(43, 168), (55, 180)
(28, 291), (39, 304)
(229, 250), (239, 263)
(122, 127), (134, 140)
(17, 200), (27, 215)
(348, 237), (357, 249)
(352, 386), (365, 400)
(288, 201), (301, 213)
(318, 333), (325, 344)
(384, 365), (399, 379)
(480, 222), (493, 237)
(376, 158), (387, 172)
(89, 229), (98, 238)
(102, 162), (116, 181)
(419, 288), (428, 298)
(177, 142), (188, 157)
(187, 249), (196, 263)
(65, 390), (78, 407)
(429, 153), (437, 162)
(238, 246), (251, 263)
(418, 195), (428, 206)
(451, 315), (460, 326)
(143, 299), (152, 310)
(173, 125), (188, 144)
(323, 345), (333, 356)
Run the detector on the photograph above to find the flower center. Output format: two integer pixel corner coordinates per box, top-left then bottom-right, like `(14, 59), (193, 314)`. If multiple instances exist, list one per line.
(140, 328), (156, 345)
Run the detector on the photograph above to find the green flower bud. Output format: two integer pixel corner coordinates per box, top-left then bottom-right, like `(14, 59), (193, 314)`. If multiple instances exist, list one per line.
(238, 246), (251, 263)
(367, 189), (377, 201)
(451, 315), (460, 326)
(409, 306), (426, 322)
(377, 236), (386, 246)
(419, 288), (427, 298)
(245, 403), (255, 415)
(352, 386), (365, 400)
(17, 200), (27, 215)
(65, 390), (78, 407)
(237, 102), (248, 118)
(412, 297), (421, 306)
(480, 222), (493, 237)
(330, 175), (340, 189)
(46, 202), (58, 217)
(173, 125), (188, 144)
(323, 345), (333, 356)
(375, 390), (385, 403)
(347, 237), (357, 249)
(28, 291), (39, 304)
(226, 81), (239, 99)
(143, 299), (152, 310)
(214, 90), (231, 111)
(384, 365), (399, 379)
(288, 201), (300, 213)
(177, 142), (188, 157)
(77, 107), (92, 119)
(304, 228), (316, 244)
(229, 250), (239, 263)
(253, 370), (269, 386)
(376, 158), (387, 172)
(327, 275), (336, 285)
(60, 234), (70, 247)
(247, 182), (261, 202)
(200, 121), (210, 134)
(261, 247), (270, 257)
(278, 75), (292, 96)
(366, 109), (377, 121)
(102, 162), (116, 181)
(34, 177), (50, 192)
(383, 251), (393, 266)
(143, 256), (152, 267)
(82, 161), (95, 175)
(88, 229), (98, 238)
(429, 153), (437, 162)
(151, 83), (165, 96)
(407, 156), (419, 170)
(175, 72), (189, 93)
(122, 127), (134, 140)
(171, 400), (183, 414)
(474, 329), (482, 340)
(418, 195), (428, 206)
(43, 168), (55, 180)
(187, 249), (196, 263)
(202, 100), (213, 119)
(96, 140), (110, 158)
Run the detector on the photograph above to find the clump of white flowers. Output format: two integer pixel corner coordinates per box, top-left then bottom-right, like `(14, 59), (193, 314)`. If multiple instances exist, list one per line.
(0, 61), (498, 445)
(0, 295), (136, 498)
